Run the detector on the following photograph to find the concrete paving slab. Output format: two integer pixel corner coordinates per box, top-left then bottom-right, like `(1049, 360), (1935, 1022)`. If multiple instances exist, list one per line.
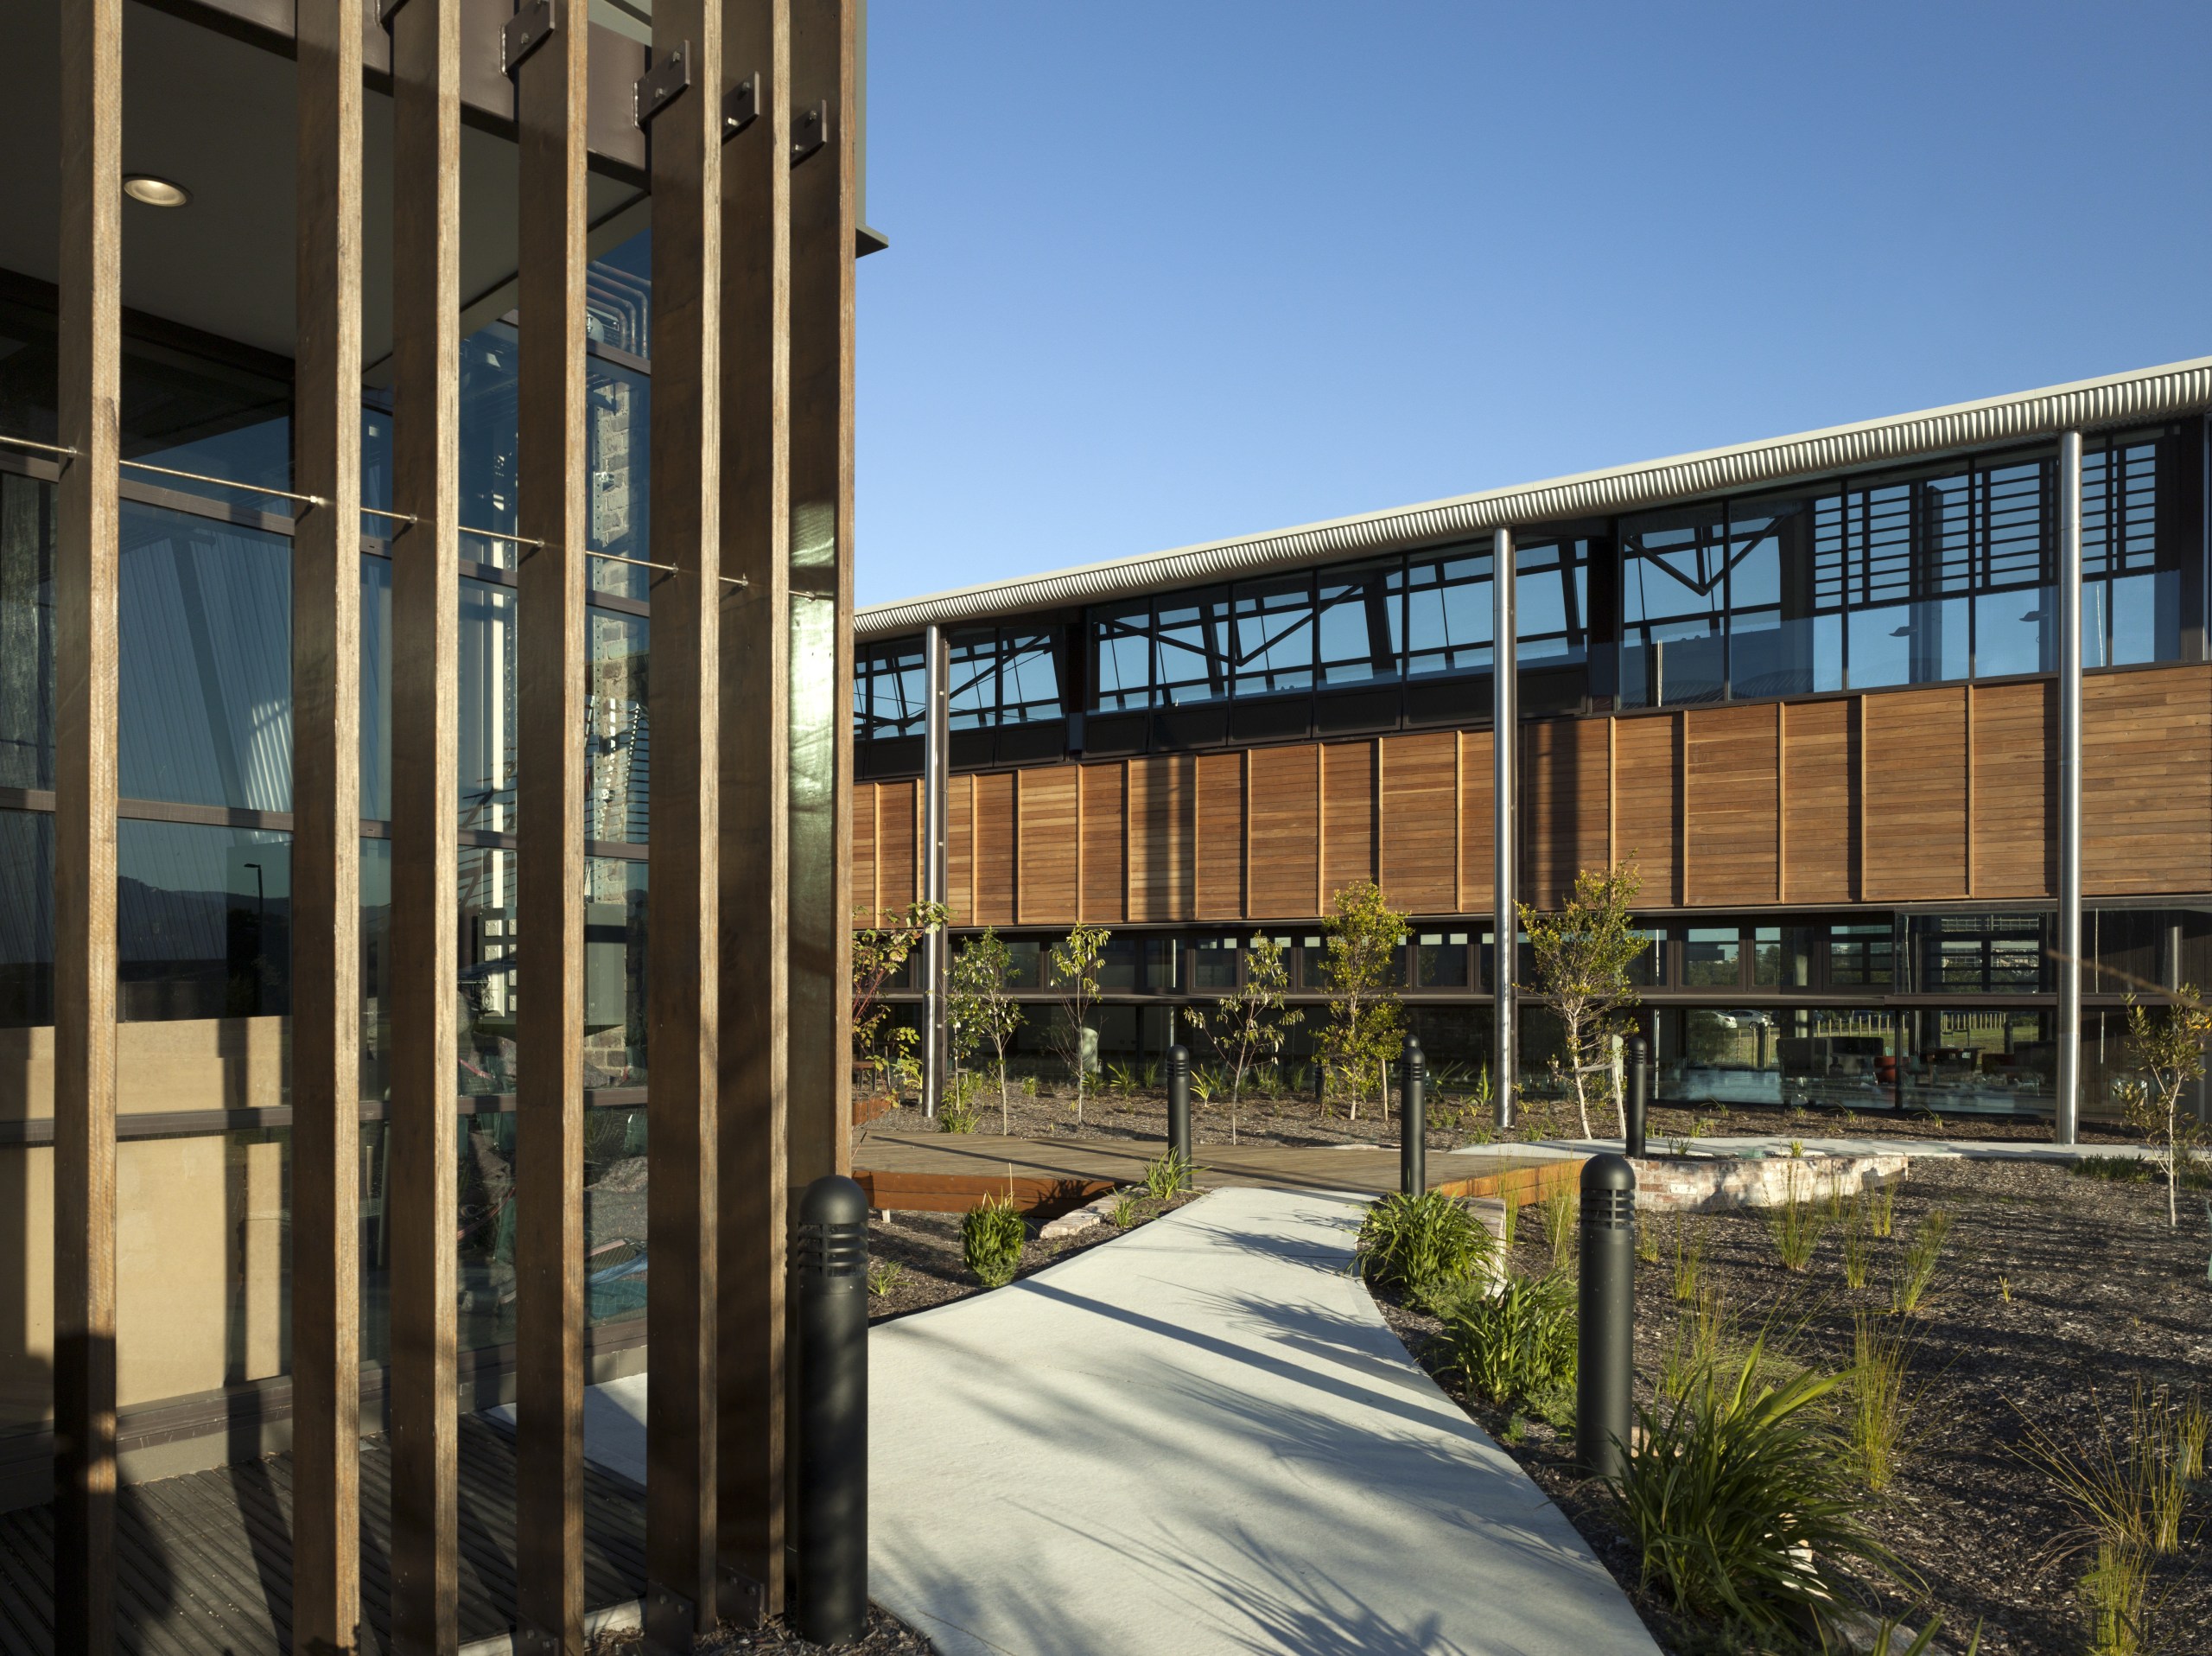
(869, 1186), (1659, 1656)
(486, 1373), (649, 1489)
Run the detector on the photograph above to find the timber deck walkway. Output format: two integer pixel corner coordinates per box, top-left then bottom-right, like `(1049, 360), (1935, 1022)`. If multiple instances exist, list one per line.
(851, 1130), (1580, 1214)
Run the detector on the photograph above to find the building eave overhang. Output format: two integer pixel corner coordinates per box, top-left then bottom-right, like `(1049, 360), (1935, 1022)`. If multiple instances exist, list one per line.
(856, 354), (2212, 642)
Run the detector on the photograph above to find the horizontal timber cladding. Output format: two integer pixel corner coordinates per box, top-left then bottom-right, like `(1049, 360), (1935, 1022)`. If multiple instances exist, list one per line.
(2083, 666), (2212, 895)
(1524, 717), (1609, 910)
(874, 779), (918, 914)
(1779, 697), (1859, 903)
(851, 664), (2212, 926)
(974, 772), (1017, 924)
(1319, 742), (1378, 905)
(1248, 743), (1321, 919)
(1017, 766), (1080, 923)
(1610, 713), (1681, 908)
(1379, 731), (1458, 914)
(947, 775), (976, 925)
(1684, 704), (1782, 908)
(1128, 754), (1194, 921)
(1970, 681), (2055, 898)
(1079, 762), (1128, 923)
(1864, 686), (1971, 901)
(1195, 753), (1247, 919)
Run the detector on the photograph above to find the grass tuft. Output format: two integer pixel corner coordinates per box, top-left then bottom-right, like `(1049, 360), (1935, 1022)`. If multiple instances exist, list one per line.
(1671, 1213), (1711, 1305)
(867, 1260), (906, 1298)
(1842, 1194), (1874, 1291)
(1890, 1207), (1953, 1315)
(1764, 1160), (1828, 1272)
(1141, 1148), (1197, 1201)
(1869, 1177), (1898, 1238)
(1539, 1181), (1578, 1272)
(1847, 1311), (1919, 1492)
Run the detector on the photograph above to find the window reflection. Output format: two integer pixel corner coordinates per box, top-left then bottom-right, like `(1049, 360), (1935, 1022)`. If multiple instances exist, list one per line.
(0, 809), (52, 1027)
(589, 611), (650, 843)
(0, 472), (54, 790)
(117, 820), (290, 1022)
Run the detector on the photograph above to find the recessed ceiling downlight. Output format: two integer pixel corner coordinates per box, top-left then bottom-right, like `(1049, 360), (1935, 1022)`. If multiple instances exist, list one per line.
(123, 175), (190, 207)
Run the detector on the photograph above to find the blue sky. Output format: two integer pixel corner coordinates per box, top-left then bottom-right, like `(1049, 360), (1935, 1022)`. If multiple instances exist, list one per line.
(854, 1), (2212, 608)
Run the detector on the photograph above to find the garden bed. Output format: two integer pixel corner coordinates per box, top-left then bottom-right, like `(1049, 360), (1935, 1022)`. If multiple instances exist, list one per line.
(1374, 1156), (2212, 1654)
(857, 1077), (1459, 1150)
(589, 1602), (933, 1653)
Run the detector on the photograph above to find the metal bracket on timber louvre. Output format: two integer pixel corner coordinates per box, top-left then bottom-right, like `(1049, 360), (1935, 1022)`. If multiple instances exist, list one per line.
(635, 41), (695, 126)
(725, 72), (760, 137)
(791, 99), (829, 163)
(501, 0), (558, 73)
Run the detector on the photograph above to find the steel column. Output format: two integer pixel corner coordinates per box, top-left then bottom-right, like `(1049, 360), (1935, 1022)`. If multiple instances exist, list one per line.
(2056, 429), (2083, 1147)
(53, 0), (122, 1646)
(1492, 527), (1516, 1133)
(514, 0), (592, 1644)
(645, 0), (725, 1644)
(919, 621), (949, 1117)
(719, 0), (794, 1623)
(387, 0), (463, 1646)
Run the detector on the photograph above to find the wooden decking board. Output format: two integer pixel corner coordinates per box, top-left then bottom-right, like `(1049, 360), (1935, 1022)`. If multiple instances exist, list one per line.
(0, 1417), (644, 1654)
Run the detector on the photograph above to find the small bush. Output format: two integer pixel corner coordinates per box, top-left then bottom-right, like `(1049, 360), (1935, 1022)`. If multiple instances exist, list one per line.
(1354, 1190), (1493, 1301)
(961, 1194), (1027, 1288)
(1611, 1336), (1900, 1636)
(1891, 1207), (1954, 1315)
(1437, 1269), (1576, 1408)
(1142, 1148), (1197, 1201)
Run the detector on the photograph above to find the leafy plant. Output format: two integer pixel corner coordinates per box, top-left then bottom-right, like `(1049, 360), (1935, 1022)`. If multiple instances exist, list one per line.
(1048, 923), (1110, 1126)
(1437, 1269), (1577, 1407)
(1353, 1191), (1493, 1301)
(1109, 1193), (1139, 1228)
(867, 1260), (906, 1298)
(938, 1071), (982, 1135)
(1313, 882), (1409, 1119)
(2122, 990), (2212, 1226)
(1847, 1311), (1919, 1492)
(1519, 859), (1646, 1139)
(1611, 1337), (1902, 1637)
(1183, 937), (1303, 1145)
(1538, 1180), (1577, 1271)
(1891, 1207), (1953, 1315)
(849, 900), (948, 1104)
(949, 927), (1026, 1132)
(1765, 1160), (1828, 1273)
(961, 1194), (1027, 1288)
(1141, 1149), (1197, 1201)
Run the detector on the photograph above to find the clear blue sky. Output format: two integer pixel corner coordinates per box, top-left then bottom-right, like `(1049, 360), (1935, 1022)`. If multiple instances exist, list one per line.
(854, 1), (2212, 608)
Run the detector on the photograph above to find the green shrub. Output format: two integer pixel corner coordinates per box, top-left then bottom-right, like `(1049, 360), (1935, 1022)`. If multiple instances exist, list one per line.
(1353, 1190), (1493, 1301)
(962, 1194), (1027, 1288)
(1611, 1336), (1899, 1636)
(1437, 1269), (1577, 1407)
(867, 1260), (906, 1298)
(1142, 1149), (1197, 1201)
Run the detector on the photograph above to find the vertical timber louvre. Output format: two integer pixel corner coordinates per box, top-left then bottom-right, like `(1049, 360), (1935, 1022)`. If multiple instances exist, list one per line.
(293, 0), (365, 1649)
(645, 0), (726, 1643)
(387, 0), (464, 1647)
(54, 0), (123, 1646)
(720, 0), (795, 1623)
(515, 0), (592, 1643)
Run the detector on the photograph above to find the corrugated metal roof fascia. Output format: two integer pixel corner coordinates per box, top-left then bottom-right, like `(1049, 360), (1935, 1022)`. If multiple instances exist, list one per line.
(856, 356), (2212, 641)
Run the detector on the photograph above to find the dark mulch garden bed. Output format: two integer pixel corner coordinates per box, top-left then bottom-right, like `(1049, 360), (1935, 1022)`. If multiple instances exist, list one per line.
(1375, 1156), (2212, 1654)
(590, 1602), (932, 1653)
(865, 1189), (1197, 1324)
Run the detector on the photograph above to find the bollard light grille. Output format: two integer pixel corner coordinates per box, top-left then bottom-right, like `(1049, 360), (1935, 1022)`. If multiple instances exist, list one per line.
(795, 1219), (869, 1281)
(1582, 1188), (1635, 1230)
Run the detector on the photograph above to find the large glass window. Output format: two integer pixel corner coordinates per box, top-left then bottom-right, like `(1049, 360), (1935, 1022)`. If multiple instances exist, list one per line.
(1828, 923), (1894, 988)
(861, 627), (1064, 740)
(1154, 590), (1229, 706)
(1681, 927), (1742, 987)
(1316, 563), (1400, 686)
(117, 820), (291, 1022)
(1904, 913), (2050, 994)
(855, 638), (925, 740)
(1232, 575), (1315, 697)
(0, 472), (53, 790)
(0, 808), (52, 1027)
(588, 612), (651, 843)
(1403, 549), (1491, 678)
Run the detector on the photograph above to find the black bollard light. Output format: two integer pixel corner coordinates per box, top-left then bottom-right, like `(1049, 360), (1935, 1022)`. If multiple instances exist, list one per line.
(1166, 1043), (1192, 1167)
(1576, 1152), (1637, 1486)
(1624, 1034), (1649, 1160)
(1400, 1036), (1426, 1197)
(795, 1174), (869, 1647)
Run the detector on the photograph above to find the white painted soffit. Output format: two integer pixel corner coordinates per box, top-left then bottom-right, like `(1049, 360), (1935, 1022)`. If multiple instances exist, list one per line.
(856, 354), (2212, 641)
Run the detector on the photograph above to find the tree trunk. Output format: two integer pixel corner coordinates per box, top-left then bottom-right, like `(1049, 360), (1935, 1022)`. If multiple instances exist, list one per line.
(999, 1057), (1010, 1135)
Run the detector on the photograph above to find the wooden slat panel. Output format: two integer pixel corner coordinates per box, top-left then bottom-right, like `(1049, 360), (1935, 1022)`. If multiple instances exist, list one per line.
(645, 0), (725, 1635)
(1249, 744), (1320, 919)
(1779, 698), (1858, 903)
(946, 775), (974, 925)
(1967, 681), (2052, 898)
(54, 0), (122, 1641)
(388, 0), (464, 1641)
(2084, 666), (2212, 895)
(291, 0), (366, 1646)
(1320, 741), (1376, 903)
(1524, 718), (1609, 908)
(849, 787), (877, 916)
(1685, 704), (1779, 906)
(1610, 715), (1679, 907)
(1862, 685), (1969, 900)
(1195, 753), (1245, 919)
(1078, 763), (1126, 923)
(1015, 767), (1078, 924)
(1379, 731), (1456, 914)
(874, 780), (917, 911)
(1127, 755), (1192, 922)
(972, 772), (1015, 924)
(1456, 730), (1494, 912)
(718, 0), (793, 1614)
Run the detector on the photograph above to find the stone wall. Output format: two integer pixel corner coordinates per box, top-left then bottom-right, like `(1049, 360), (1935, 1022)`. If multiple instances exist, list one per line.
(1630, 1151), (1910, 1214)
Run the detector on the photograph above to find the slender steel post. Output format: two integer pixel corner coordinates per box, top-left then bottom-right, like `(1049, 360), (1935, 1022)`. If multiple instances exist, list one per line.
(388, 0), (464, 1645)
(1624, 1034), (1649, 1160)
(1493, 527), (1516, 1132)
(54, 0), (122, 1643)
(792, 1175), (869, 1646)
(1577, 1153), (1637, 1484)
(919, 622), (950, 1117)
(1166, 1043), (1191, 1166)
(1399, 1036), (1425, 1197)
(2056, 429), (2084, 1146)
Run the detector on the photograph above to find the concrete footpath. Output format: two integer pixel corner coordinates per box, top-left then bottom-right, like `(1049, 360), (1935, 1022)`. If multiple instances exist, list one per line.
(870, 1186), (1658, 1656)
